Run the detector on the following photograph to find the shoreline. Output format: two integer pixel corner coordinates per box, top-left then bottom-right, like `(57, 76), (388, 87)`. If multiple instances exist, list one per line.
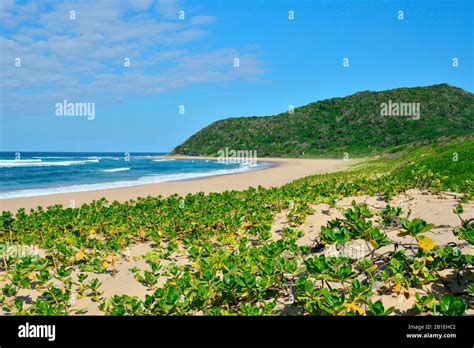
(0, 158), (273, 200)
(0, 157), (356, 213)
(176, 160), (278, 183)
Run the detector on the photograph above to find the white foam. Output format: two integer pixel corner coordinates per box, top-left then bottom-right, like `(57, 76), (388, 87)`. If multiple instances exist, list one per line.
(32, 156), (69, 159)
(0, 163), (269, 199)
(87, 156), (120, 160)
(135, 155), (166, 159)
(101, 167), (130, 173)
(0, 159), (99, 168)
(0, 159), (42, 163)
(32, 156), (120, 160)
(152, 159), (176, 162)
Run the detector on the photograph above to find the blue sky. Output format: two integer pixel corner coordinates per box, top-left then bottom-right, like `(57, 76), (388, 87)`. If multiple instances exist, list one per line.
(1, 0), (472, 152)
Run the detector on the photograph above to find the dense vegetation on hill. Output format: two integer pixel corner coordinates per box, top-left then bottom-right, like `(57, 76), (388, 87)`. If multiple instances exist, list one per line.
(172, 84), (474, 157)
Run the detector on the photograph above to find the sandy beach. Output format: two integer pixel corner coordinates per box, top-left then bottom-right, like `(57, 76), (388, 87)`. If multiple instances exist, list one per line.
(0, 157), (356, 213)
(2, 188), (471, 316)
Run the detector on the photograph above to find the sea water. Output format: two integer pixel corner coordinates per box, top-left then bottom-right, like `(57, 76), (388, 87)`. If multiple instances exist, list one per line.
(0, 152), (267, 199)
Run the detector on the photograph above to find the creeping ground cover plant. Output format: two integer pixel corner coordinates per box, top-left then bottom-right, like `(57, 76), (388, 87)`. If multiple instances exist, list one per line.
(0, 138), (473, 316)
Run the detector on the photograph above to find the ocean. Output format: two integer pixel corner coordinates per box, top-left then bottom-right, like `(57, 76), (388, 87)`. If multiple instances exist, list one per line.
(0, 152), (267, 199)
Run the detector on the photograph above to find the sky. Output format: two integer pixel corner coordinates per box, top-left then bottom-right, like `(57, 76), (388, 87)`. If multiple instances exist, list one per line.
(0, 0), (472, 152)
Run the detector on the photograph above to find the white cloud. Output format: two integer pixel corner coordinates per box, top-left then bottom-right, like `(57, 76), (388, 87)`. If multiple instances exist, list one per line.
(128, 0), (154, 12)
(155, 0), (181, 19)
(190, 15), (215, 25)
(0, 0), (265, 116)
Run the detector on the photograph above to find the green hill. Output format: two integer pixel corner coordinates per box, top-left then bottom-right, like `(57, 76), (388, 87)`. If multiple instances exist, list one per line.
(172, 84), (474, 157)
